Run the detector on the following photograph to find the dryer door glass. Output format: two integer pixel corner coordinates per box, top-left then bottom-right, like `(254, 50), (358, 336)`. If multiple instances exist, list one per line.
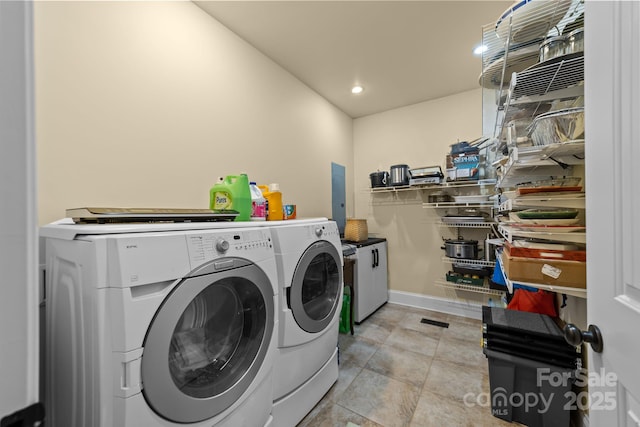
(141, 261), (274, 424)
(302, 253), (340, 320)
(290, 241), (342, 333)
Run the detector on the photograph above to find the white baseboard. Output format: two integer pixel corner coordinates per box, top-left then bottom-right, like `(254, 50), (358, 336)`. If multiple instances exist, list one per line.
(388, 290), (483, 320)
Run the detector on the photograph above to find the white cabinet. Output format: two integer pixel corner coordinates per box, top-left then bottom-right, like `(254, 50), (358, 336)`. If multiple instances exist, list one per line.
(353, 239), (388, 323)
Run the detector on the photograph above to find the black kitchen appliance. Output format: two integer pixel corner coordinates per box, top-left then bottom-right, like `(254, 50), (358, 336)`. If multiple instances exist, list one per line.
(452, 263), (493, 278)
(441, 238), (480, 259)
(369, 171), (389, 188)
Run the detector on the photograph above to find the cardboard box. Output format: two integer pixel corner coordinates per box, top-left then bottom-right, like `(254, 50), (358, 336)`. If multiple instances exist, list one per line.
(446, 150), (480, 180)
(283, 204), (297, 219)
(500, 252), (586, 289)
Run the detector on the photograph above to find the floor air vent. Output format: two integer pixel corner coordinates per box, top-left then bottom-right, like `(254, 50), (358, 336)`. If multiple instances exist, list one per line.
(420, 318), (449, 328)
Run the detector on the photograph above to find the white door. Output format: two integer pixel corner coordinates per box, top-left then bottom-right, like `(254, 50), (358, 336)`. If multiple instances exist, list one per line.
(0, 0), (41, 424)
(586, 1), (640, 425)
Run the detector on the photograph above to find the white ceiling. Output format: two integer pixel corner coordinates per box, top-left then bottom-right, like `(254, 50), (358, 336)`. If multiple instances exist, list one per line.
(195, 1), (513, 118)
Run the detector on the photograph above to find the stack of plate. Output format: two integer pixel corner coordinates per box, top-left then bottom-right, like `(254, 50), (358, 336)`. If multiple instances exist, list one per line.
(508, 208), (580, 226)
(515, 177), (582, 195)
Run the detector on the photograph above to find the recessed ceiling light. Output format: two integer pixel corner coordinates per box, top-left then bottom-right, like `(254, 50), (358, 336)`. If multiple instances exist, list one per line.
(351, 85), (364, 94)
(473, 44), (488, 55)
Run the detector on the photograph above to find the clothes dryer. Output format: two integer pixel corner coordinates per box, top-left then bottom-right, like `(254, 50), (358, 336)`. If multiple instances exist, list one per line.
(41, 221), (278, 427)
(268, 219), (343, 426)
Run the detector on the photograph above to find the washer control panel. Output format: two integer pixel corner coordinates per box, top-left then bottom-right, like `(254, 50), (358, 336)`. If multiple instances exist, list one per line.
(186, 229), (273, 266)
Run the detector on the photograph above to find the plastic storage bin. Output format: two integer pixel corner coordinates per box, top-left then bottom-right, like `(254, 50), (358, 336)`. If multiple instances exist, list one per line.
(484, 348), (574, 427)
(483, 306), (578, 427)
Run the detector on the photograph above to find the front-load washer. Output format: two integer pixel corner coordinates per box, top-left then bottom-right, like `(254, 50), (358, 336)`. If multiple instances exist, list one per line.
(268, 219), (343, 426)
(40, 221), (278, 427)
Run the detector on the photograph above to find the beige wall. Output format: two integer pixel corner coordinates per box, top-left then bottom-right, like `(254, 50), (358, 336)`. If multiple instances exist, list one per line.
(34, 1), (353, 225)
(353, 89), (491, 304)
(33, 1), (500, 307)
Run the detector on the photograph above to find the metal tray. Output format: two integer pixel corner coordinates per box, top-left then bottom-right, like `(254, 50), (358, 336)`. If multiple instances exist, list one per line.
(67, 207), (239, 224)
(516, 209), (579, 220)
(442, 216), (486, 224)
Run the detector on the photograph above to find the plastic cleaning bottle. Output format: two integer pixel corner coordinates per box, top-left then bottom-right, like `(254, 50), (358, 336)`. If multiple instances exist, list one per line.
(259, 183), (283, 221)
(257, 185), (270, 219)
(249, 181), (266, 221)
(209, 174), (251, 221)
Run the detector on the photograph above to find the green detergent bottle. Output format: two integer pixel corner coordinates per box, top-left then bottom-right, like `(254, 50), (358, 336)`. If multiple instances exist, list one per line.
(209, 174), (251, 221)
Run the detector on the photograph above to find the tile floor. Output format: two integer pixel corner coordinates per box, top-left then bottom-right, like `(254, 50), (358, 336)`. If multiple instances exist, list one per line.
(298, 303), (517, 427)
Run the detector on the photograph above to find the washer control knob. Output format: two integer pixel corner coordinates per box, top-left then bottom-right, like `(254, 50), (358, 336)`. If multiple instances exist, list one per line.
(315, 228), (323, 237)
(216, 239), (230, 253)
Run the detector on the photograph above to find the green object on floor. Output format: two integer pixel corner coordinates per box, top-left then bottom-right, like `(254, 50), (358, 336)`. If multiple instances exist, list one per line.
(339, 292), (351, 334)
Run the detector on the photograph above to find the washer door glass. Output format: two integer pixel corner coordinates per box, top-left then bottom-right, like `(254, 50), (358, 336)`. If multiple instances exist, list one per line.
(142, 260), (274, 424)
(290, 241), (342, 333)
(169, 279), (257, 398)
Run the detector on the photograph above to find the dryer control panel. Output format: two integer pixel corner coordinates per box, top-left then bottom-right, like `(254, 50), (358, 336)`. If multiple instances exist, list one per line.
(303, 222), (340, 241)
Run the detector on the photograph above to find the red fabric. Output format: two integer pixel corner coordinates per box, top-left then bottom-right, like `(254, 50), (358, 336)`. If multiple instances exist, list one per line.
(507, 289), (557, 317)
